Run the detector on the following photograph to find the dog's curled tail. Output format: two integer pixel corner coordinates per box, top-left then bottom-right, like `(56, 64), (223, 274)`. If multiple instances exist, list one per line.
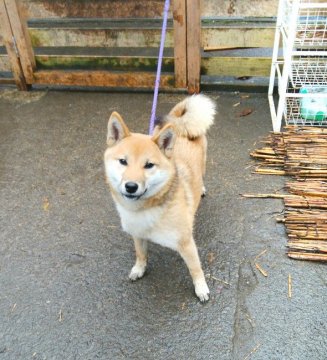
(165, 94), (216, 138)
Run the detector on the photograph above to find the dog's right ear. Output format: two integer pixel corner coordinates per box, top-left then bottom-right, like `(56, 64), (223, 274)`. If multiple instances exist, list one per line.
(152, 124), (176, 158)
(107, 112), (130, 146)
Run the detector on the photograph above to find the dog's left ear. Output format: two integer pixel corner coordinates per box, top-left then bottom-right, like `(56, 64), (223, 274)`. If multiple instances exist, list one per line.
(152, 124), (176, 158)
(107, 112), (130, 146)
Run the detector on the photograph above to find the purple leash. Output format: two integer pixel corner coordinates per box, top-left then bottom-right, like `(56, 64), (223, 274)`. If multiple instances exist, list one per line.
(149, 0), (170, 135)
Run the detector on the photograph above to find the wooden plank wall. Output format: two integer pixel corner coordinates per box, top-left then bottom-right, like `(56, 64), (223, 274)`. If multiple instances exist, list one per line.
(20, 0), (170, 18)
(0, 0), (279, 91)
(187, 0), (201, 93)
(201, 0), (278, 87)
(0, 2), (14, 84)
(203, 0), (278, 17)
(20, 0), (277, 19)
(0, 0), (28, 88)
(23, 0), (178, 90)
(172, 0), (186, 88)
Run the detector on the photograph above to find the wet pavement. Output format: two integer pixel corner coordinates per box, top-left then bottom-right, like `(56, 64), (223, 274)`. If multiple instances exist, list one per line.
(0, 89), (326, 360)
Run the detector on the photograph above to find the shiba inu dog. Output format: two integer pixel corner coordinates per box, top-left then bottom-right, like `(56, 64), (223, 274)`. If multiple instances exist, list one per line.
(104, 95), (216, 302)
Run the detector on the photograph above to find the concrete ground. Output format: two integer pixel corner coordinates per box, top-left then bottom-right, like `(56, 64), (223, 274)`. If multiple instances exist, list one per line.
(0, 89), (326, 360)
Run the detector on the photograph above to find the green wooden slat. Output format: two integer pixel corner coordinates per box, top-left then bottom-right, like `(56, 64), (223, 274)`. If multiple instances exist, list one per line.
(27, 17), (276, 48)
(202, 28), (275, 48)
(27, 18), (175, 29)
(33, 47), (174, 72)
(33, 70), (176, 89)
(29, 27), (275, 48)
(29, 28), (174, 48)
(201, 57), (272, 77)
(35, 55), (174, 72)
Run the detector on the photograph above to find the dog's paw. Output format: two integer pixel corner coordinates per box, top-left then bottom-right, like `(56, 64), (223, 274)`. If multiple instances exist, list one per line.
(129, 264), (146, 281)
(201, 186), (206, 197)
(195, 280), (210, 302)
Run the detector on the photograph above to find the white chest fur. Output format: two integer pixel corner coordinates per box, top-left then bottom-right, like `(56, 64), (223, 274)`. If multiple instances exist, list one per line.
(115, 203), (179, 250)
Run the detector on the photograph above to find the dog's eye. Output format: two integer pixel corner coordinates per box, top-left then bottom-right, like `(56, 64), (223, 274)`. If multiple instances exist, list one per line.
(144, 162), (155, 169)
(119, 159), (127, 166)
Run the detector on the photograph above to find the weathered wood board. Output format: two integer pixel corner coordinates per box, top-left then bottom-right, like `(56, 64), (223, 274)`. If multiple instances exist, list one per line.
(0, 77), (15, 84)
(27, 18), (275, 49)
(33, 47), (174, 72)
(1, 0), (280, 90)
(202, 19), (275, 48)
(20, 0), (278, 18)
(0, 56), (11, 72)
(0, 47), (11, 71)
(202, 0), (278, 17)
(173, 0), (187, 88)
(201, 56), (272, 77)
(4, 0), (35, 82)
(33, 70), (175, 89)
(21, 0), (172, 19)
(24, 47), (273, 78)
(0, 0), (27, 89)
(29, 28), (174, 48)
(187, 0), (201, 93)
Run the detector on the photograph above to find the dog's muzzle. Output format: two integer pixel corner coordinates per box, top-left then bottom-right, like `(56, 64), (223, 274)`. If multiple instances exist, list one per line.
(122, 182), (147, 200)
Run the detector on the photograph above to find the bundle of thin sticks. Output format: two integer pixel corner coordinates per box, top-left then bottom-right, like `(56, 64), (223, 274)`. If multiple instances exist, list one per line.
(285, 179), (327, 260)
(246, 126), (327, 261)
(251, 126), (327, 178)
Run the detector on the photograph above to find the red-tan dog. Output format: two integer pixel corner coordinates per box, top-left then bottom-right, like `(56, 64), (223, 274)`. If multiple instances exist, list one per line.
(104, 95), (216, 301)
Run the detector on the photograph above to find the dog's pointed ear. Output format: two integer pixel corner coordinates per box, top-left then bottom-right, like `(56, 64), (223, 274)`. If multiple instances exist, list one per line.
(152, 124), (176, 158)
(107, 112), (130, 146)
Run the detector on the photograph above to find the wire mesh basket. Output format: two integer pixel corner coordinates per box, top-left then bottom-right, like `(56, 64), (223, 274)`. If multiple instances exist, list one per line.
(284, 86), (327, 125)
(282, 0), (327, 48)
(290, 56), (327, 88)
(269, 0), (327, 131)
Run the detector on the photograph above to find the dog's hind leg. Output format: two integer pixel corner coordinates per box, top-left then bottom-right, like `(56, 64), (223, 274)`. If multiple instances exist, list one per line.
(129, 238), (148, 281)
(178, 238), (210, 302)
(201, 136), (208, 197)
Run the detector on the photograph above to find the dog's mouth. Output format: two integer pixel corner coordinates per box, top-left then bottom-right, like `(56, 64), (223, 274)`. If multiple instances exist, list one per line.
(122, 189), (147, 201)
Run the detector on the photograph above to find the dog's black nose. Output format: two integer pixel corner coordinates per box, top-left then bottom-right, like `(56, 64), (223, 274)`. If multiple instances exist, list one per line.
(125, 182), (138, 194)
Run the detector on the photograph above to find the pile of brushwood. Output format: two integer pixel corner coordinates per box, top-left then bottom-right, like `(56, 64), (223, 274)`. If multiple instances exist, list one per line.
(246, 126), (327, 261)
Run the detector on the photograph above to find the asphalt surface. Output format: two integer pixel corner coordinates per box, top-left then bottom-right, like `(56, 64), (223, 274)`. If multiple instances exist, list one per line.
(0, 89), (326, 360)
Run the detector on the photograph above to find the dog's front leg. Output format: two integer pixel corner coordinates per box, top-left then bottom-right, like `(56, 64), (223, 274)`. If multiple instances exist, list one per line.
(178, 238), (210, 302)
(129, 238), (148, 281)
